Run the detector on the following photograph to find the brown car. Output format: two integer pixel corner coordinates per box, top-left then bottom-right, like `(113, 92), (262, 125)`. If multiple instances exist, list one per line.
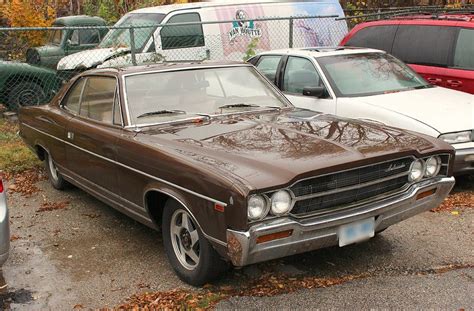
(19, 62), (456, 285)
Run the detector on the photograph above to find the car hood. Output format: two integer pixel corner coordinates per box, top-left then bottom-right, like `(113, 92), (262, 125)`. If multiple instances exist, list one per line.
(56, 47), (129, 70)
(349, 87), (474, 134)
(136, 109), (448, 191)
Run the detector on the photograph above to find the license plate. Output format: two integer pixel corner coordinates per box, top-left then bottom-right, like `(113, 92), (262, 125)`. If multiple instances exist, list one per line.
(338, 217), (375, 247)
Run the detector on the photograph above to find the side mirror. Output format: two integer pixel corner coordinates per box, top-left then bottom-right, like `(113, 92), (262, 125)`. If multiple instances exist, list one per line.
(303, 86), (326, 98)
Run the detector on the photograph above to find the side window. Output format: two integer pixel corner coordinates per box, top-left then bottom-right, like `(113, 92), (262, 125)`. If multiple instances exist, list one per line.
(62, 78), (85, 114)
(79, 29), (101, 45)
(345, 25), (398, 53)
(70, 30), (79, 45)
(161, 13), (204, 49)
(392, 25), (456, 67)
(70, 29), (101, 45)
(79, 77), (116, 123)
(453, 28), (474, 70)
(256, 56), (282, 83)
(283, 57), (322, 94)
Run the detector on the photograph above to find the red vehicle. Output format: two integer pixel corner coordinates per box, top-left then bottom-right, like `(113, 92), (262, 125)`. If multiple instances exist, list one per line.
(340, 14), (474, 94)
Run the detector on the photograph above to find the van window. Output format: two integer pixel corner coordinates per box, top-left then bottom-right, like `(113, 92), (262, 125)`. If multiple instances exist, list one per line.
(161, 13), (204, 50)
(345, 25), (398, 53)
(80, 77), (116, 123)
(256, 56), (282, 83)
(392, 25), (456, 67)
(453, 28), (474, 70)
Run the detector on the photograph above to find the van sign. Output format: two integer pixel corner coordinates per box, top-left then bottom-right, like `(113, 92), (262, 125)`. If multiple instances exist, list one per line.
(228, 10), (262, 42)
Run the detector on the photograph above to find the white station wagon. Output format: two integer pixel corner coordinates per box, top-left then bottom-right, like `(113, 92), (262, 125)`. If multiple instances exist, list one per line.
(249, 47), (474, 175)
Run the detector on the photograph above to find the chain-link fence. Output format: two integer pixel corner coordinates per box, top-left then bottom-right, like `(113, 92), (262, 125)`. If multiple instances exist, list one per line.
(0, 15), (348, 110)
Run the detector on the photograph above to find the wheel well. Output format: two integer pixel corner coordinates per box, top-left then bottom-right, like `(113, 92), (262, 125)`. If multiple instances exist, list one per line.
(3, 75), (44, 97)
(35, 145), (46, 161)
(145, 190), (174, 228)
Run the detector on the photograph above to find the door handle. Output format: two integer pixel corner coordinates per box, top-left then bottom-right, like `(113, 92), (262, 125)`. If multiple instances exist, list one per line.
(67, 131), (74, 140)
(447, 80), (462, 87)
(426, 77), (442, 85)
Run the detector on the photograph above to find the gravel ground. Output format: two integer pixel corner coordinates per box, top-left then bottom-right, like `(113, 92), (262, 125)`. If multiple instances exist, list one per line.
(1, 176), (473, 309)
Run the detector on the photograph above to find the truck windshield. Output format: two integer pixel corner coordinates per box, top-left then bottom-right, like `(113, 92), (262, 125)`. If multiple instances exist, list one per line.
(125, 66), (290, 126)
(317, 53), (431, 97)
(48, 30), (63, 45)
(99, 13), (165, 50)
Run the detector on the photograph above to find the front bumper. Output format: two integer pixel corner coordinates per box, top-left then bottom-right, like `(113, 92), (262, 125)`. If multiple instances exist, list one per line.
(0, 191), (10, 266)
(226, 177), (455, 266)
(453, 147), (474, 175)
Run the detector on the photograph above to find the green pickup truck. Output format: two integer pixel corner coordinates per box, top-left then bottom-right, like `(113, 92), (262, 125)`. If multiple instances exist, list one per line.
(0, 15), (107, 111)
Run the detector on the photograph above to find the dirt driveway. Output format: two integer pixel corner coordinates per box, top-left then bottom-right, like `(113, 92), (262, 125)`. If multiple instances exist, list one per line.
(1, 174), (473, 309)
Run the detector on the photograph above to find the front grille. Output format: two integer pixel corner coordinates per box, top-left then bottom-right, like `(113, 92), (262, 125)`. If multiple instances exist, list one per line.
(290, 157), (413, 216)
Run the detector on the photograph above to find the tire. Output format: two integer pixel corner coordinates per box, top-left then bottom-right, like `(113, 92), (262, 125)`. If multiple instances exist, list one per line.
(162, 200), (228, 286)
(45, 152), (68, 190)
(7, 82), (46, 111)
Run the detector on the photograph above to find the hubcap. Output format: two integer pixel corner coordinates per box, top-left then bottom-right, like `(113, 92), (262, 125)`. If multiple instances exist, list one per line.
(48, 154), (59, 182)
(170, 209), (200, 270)
(16, 89), (41, 108)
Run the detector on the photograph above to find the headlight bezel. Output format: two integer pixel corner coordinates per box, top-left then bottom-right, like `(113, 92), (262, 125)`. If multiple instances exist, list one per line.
(270, 190), (293, 216)
(247, 194), (270, 221)
(438, 131), (472, 144)
(425, 155), (442, 178)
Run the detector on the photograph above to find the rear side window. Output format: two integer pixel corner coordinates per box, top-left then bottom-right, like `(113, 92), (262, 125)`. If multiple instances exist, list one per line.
(80, 77), (116, 123)
(392, 25), (456, 67)
(161, 13), (204, 49)
(345, 25), (398, 53)
(256, 56), (282, 83)
(453, 28), (474, 70)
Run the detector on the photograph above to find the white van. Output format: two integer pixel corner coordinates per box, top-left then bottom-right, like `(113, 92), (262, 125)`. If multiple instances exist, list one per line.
(57, 0), (347, 71)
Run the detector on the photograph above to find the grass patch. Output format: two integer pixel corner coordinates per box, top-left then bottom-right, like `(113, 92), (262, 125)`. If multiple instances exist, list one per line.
(0, 119), (41, 173)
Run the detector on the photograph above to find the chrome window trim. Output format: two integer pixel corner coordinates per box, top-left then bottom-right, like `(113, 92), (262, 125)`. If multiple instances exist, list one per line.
(22, 123), (228, 207)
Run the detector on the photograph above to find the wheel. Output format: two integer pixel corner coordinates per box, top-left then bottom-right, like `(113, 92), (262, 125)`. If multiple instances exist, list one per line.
(45, 152), (68, 190)
(162, 200), (228, 286)
(7, 82), (46, 111)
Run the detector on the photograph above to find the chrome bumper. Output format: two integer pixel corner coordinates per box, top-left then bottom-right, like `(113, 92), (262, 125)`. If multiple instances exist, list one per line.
(226, 177), (455, 267)
(453, 148), (474, 175)
(0, 190), (9, 266)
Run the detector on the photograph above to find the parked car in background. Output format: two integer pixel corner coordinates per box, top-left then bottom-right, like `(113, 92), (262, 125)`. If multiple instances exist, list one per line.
(26, 15), (108, 70)
(19, 62), (455, 285)
(0, 15), (107, 111)
(249, 47), (474, 175)
(0, 176), (10, 267)
(57, 0), (347, 73)
(340, 13), (474, 94)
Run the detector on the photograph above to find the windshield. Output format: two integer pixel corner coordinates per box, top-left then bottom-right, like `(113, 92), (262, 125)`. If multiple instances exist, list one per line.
(125, 66), (289, 126)
(99, 13), (165, 50)
(48, 29), (63, 45)
(317, 53), (431, 97)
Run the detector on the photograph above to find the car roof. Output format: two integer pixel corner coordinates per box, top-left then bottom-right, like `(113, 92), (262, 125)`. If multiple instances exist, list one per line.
(390, 12), (474, 22)
(53, 15), (107, 26)
(256, 47), (385, 58)
(130, 0), (313, 15)
(82, 61), (251, 76)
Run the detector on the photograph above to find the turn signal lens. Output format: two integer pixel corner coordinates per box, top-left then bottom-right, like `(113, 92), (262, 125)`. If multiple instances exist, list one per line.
(256, 229), (293, 244)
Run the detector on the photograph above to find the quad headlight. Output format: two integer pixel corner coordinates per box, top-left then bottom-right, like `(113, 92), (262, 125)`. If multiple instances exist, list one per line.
(425, 156), (441, 178)
(270, 190), (292, 216)
(438, 131), (472, 144)
(247, 195), (269, 221)
(409, 159), (425, 182)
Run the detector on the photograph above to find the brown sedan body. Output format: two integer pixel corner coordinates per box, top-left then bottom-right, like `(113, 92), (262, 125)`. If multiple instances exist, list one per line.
(19, 63), (456, 280)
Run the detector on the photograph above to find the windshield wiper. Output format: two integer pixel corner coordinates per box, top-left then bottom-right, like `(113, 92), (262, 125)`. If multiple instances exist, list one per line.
(137, 110), (186, 118)
(218, 103), (260, 109)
